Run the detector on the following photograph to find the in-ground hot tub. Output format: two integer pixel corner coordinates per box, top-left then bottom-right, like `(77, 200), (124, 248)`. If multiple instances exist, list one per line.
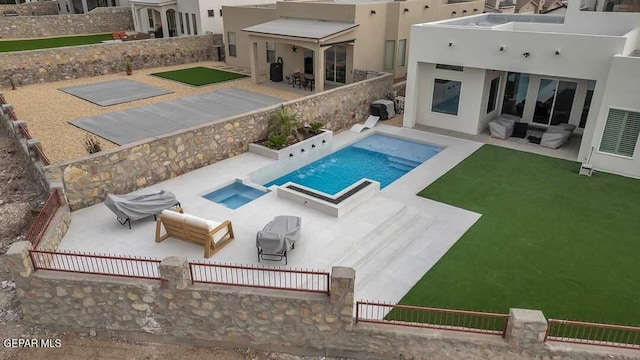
(202, 181), (266, 210)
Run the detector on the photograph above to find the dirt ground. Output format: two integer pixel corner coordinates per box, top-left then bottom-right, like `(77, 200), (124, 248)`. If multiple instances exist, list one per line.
(0, 133), (348, 360)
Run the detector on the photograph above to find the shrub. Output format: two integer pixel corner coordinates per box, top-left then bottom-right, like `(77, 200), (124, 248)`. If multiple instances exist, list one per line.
(267, 134), (288, 150)
(84, 135), (102, 154)
(267, 106), (298, 139)
(308, 121), (323, 134)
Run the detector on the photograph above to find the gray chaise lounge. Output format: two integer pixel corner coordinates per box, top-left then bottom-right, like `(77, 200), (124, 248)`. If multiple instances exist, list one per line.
(104, 190), (180, 229)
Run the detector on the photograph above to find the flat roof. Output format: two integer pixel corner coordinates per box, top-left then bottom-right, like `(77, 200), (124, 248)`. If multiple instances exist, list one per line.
(243, 18), (358, 40)
(435, 13), (565, 27)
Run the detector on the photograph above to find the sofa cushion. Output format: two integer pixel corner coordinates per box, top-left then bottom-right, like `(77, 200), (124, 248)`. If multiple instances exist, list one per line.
(161, 209), (185, 221)
(183, 214), (227, 242)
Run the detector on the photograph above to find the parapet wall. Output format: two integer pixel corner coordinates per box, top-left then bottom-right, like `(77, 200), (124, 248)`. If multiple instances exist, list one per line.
(45, 74), (393, 210)
(0, 35), (221, 88)
(0, 6), (132, 39)
(6, 241), (636, 360)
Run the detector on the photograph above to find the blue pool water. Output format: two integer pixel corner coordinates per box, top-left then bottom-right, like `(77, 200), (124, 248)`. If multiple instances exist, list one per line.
(203, 182), (266, 210)
(264, 134), (442, 195)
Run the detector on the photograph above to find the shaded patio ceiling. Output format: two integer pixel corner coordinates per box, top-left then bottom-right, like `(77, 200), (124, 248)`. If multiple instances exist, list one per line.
(242, 18), (359, 41)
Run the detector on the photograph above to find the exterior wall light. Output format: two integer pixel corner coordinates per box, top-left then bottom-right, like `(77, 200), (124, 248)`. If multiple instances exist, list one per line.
(370, 10), (376, 14)
(404, 8), (410, 12)
(424, 5), (429, 9)
(449, 41), (454, 47)
(523, 52), (530, 58)
(499, 45), (505, 51)
(451, 11), (457, 15)
(462, 9), (467, 13)
(555, 49), (561, 55)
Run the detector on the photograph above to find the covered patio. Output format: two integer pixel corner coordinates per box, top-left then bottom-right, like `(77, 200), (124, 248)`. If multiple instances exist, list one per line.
(242, 18), (359, 93)
(130, 0), (178, 39)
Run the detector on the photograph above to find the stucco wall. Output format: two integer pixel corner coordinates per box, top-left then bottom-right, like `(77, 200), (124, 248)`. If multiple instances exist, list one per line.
(44, 74), (393, 210)
(0, 1), (58, 16)
(585, 56), (640, 179)
(0, 6), (132, 39)
(0, 35), (220, 88)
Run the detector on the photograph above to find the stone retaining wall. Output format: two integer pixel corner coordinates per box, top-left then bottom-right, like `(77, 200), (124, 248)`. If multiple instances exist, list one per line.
(6, 241), (638, 360)
(0, 103), (48, 195)
(0, 35), (220, 88)
(0, 1), (58, 16)
(45, 74), (393, 210)
(0, 6), (132, 39)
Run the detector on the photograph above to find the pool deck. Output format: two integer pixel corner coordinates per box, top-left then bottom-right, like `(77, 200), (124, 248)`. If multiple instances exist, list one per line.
(59, 125), (482, 304)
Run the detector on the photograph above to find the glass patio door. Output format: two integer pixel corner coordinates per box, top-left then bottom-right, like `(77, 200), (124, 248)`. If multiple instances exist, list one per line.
(325, 46), (346, 84)
(533, 79), (577, 126)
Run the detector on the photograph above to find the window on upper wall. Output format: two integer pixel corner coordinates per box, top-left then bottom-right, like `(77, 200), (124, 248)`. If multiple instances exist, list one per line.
(486, 77), (500, 114)
(207, 9), (214, 17)
(185, 13), (191, 35)
(266, 41), (276, 63)
(432, 78), (462, 116)
(219, 9), (223, 16)
(228, 32), (237, 57)
(178, 12), (184, 34)
(384, 40), (395, 70)
(599, 109), (640, 157)
(192, 14), (197, 35)
(397, 39), (407, 67)
(147, 9), (154, 28)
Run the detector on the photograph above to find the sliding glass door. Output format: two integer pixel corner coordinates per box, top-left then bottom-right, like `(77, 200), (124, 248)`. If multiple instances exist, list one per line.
(325, 46), (346, 84)
(533, 79), (577, 126)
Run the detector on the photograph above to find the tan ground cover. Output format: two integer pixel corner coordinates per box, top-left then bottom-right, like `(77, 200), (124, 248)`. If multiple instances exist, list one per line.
(3, 61), (301, 164)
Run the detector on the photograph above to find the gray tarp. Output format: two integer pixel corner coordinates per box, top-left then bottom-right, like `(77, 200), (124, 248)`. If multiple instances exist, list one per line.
(256, 216), (302, 255)
(104, 190), (178, 222)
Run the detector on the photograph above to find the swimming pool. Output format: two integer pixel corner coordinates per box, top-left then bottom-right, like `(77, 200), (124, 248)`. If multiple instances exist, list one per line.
(203, 181), (266, 210)
(264, 134), (442, 195)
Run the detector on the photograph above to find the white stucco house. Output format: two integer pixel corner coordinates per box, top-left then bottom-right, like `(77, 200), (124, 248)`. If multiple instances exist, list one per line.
(402, 0), (640, 179)
(129, 0), (275, 38)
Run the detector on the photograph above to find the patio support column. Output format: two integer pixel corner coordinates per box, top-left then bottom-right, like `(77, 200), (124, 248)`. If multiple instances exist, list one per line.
(314, 45), (327, 92)
(249, 40), (259, 84)
(131, 5), (139, 33)
(160, 7), (169, 39)
(81, 0), (88, 13)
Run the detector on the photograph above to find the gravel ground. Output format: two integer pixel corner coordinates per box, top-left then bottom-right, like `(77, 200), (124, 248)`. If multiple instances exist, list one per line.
(3, 61), (302, 164)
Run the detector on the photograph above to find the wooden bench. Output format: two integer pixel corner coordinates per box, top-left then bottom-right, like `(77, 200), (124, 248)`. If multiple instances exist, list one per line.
(155, 209), (234, 258)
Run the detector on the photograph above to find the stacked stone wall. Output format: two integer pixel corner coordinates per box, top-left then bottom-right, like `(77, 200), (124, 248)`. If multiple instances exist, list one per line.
(0, 103), (48, 194)
(0, 6), (131, 39)
(6, 242), (638, 360)
(0, 35), (220, 88)
(0, 1), (58, 16)
(45, 74), (393, 210)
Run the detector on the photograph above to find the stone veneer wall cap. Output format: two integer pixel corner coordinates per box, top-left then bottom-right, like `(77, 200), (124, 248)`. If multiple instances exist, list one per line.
(509, 308), (548, 324)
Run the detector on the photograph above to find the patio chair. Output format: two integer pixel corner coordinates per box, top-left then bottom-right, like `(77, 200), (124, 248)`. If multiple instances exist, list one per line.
(350, 115), (380, 133)
(489, 118), (515, 139)
(256, 216), (301, 265)
(541, 129), (571, 149)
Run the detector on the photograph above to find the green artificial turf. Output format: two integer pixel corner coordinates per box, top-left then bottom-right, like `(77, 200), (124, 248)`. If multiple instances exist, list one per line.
(151, 67), (247, 86)
(0, 34), (113, 53)
(401, 145), (640, 327)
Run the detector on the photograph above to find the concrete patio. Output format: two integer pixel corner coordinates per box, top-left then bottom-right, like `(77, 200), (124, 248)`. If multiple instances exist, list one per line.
(59, 125), (482, 304)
